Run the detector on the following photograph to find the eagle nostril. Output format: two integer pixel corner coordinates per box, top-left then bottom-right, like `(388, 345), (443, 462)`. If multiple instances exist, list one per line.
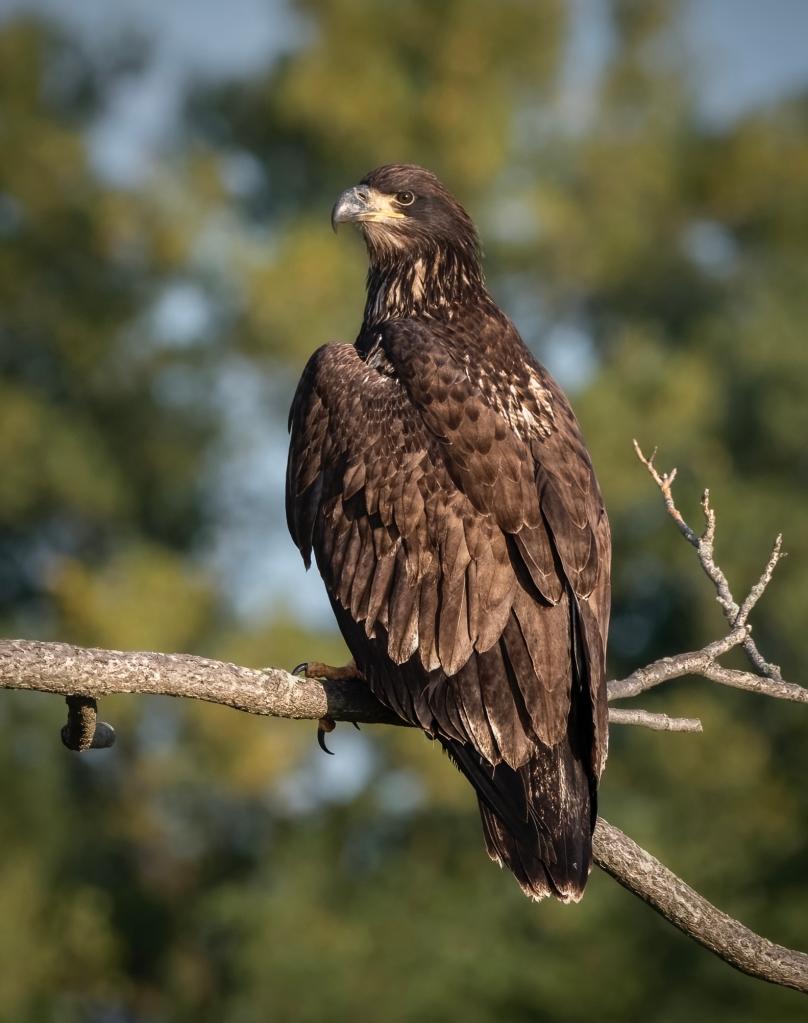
(355, 186), (370, 203)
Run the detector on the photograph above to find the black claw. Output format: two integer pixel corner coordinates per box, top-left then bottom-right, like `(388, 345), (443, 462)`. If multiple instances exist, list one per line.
(317, 727), (334, 755)
(292, 662), (308, 676)
(352, 721), (361, 730)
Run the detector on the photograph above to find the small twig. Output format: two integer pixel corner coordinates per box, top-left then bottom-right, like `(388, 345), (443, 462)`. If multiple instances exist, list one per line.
(61, 695), (97, 751)
(736, 534), (785, 626)
(701, 663), (808, 704)
(696, 492), (785, 682)
(732, 535), (786, 680)
(607, 708), (702, 732)
(60, 695), (116, 751)
(634, 441), (787, 682)
(696, 488), (738, 619)
(633, 440), (698, 544)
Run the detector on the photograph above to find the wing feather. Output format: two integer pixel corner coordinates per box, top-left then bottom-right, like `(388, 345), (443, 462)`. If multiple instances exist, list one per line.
(477, 641), (533, 770)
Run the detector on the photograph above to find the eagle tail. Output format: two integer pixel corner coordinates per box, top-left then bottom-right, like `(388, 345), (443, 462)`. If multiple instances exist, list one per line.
(442, 732), (595, 903)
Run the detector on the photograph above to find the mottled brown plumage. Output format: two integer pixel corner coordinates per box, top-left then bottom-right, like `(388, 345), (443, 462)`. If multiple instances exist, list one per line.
(287, 164), (610, 901)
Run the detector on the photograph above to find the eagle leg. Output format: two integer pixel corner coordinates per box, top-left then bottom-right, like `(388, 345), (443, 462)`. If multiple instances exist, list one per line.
(293, 659), (362, 682)
(292, 660), (364, 753)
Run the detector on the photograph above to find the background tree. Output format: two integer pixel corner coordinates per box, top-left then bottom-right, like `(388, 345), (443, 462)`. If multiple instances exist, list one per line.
(0, 1), (806, 1020)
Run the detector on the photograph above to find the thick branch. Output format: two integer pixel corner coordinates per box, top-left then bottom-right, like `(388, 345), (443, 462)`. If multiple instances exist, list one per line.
(0, 638), (403, 727)
(0, 639), (697, 732)
(593, 819), (808, 994)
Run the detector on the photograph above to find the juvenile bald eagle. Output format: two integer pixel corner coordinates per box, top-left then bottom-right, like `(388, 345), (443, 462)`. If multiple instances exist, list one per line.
(286, 165), (610, 902)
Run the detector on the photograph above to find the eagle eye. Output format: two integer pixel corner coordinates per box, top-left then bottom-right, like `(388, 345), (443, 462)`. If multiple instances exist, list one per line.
(395, 190), (415, 206)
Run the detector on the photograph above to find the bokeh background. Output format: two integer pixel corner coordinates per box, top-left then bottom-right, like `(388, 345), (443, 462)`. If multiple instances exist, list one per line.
(1, 0), (807, 1019)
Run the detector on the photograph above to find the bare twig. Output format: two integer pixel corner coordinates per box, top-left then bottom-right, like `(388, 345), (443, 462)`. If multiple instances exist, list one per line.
(594, 818), (808, 994)
(633, 441), (792, 687)
(736, 534), (785, 625)
(606, 708), (702, 732)
(701, 663), (808, 703)
(632, 441), (698, 544)
(60, 695), (116, 751)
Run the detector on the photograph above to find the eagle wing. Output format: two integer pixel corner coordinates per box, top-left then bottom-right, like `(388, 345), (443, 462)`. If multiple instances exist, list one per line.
(287, 325), (609, 775)
(381, 320), (610, 771)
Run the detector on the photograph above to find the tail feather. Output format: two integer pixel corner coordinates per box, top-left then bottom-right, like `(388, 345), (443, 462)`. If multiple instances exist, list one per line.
(442, 728), (594, 903)
(441, 608), (598, 902)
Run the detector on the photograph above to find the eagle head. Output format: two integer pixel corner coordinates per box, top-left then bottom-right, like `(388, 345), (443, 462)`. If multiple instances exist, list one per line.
(331, 164), (480, 266)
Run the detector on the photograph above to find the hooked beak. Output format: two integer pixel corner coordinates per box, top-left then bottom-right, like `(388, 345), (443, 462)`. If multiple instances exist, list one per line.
(330, 185), (406, 233)
(331, 186), (371, 232)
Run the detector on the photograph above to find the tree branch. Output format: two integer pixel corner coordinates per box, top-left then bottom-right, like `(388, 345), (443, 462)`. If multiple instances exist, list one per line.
(0, 638), (405, 728)
(606, 708), (702, 732)
(593, 819), (808, 994)
(0, 636), (805, 993)
(604, 444), (808, 710)
(0, 638), (697, 733)
(607, 628), (749, 701)
(633, 440), (788, 681)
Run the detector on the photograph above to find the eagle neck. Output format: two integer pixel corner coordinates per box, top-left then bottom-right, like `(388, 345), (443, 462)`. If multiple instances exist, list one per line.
(362, 245), (484, 330)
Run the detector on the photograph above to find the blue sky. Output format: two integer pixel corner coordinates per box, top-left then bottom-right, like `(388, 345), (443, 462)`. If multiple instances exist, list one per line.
(684, 0), (808, 122)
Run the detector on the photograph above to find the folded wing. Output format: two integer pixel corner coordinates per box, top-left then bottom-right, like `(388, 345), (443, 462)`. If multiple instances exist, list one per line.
(286, 329), (609, 776)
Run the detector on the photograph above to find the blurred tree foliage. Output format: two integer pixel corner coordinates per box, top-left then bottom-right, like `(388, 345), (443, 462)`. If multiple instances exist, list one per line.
(0, 2), (806, 1020)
